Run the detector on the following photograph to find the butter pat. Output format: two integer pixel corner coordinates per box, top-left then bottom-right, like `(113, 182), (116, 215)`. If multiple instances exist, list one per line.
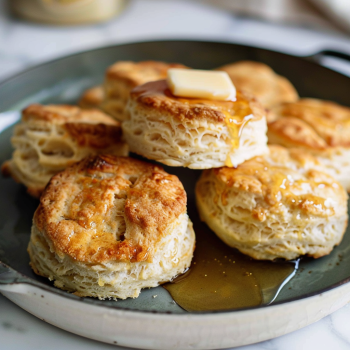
(167, 68), (236, 101)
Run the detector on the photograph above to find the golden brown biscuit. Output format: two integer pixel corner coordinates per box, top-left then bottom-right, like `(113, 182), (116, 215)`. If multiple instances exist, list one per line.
(1, 104), (128, 197)
(217, 61), (298, 109)
(82, 61), (187, 121)
(28, 155), (195, 300)
(268, 98), (350, 191)
(196, 145), (348, 260)
(79, 85), (104, 109)
(122, 80), (268, 169)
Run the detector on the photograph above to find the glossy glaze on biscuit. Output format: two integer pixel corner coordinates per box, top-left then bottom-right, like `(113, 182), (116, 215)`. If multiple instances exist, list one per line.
(196, 145), (348, 260)
(123, 80), (268, 169)
(29, 155), (195, 299)
(268, 99), (350, 148)
(35, 155), (187, 263)
(268, 99), (350, 191)
(129, 80), (264, 122)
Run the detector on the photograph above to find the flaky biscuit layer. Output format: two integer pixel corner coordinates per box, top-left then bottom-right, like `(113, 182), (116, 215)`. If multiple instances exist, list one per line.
(29, 155), (195, 299)
(123, 80), (268, 169)
(268, 99), (350, 191)
(81, 61), (187, 121)
(1, 104), (128, 197)
(79, 85), (105, 109)
(196, 145), (348, 260)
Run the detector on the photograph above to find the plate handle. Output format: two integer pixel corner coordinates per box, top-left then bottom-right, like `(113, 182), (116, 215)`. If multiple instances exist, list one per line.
(0, 262), (48, 295)
(304, 49), (350, 77)
(307, 49), (350, 64)
(0, 262), (28, 293)
(0, 262), (11, 278)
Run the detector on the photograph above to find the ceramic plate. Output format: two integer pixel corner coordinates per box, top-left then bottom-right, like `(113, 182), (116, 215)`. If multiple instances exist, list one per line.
(1, 40), (350, 349)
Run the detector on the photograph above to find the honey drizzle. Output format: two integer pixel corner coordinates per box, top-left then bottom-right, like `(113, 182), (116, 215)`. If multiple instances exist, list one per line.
(172, 90), (256, 168)
(163, 225), (297, 312)
(134, 80), (257, 167)
(220, 161), (334, 218)
(224, 113), (254, 167)
(171, 90), (256, 168)
(167, 88), (256, 168)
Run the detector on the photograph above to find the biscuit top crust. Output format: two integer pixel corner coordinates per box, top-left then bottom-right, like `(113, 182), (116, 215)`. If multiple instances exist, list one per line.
(79, 86), (105, 108)
(130, 80), (265, 123)
(207, 145), (347, 221)
(34, 155), (187, 263)
(216, 61), (298, 108)
(22, 104), (123, 149)
(268, 99), (350, 149)
(23, 104), (118, 125)
(106, 60), (187, 87)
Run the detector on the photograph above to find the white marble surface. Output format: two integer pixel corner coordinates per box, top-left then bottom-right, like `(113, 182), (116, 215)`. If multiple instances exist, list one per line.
(2, 292), (350, 350)
(1, 1), (350, 349)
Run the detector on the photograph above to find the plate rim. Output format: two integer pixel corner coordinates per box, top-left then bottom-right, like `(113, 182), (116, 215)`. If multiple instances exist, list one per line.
(1, 38), (350, 316)
(0, 37), (345, 90)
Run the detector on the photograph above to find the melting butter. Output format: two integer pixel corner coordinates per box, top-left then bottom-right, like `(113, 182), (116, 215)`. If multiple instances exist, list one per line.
(167, 69), (236, 101)
(136, 80), (259, 168)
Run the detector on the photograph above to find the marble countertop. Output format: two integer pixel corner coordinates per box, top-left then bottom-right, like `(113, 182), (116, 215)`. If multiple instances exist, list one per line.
(1, 1), (350, 349)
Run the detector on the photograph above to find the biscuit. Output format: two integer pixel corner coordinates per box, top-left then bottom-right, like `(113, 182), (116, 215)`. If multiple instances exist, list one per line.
(28, 155), (195, 300)
(268, 98), (350, 191)
(217, 61), (298, 109)
(79, 85), (104, 109)
(1, 104), (128, 197)
(122, 80), (268, 169)
(95, 61), (187, 121)
(196, 145), (348, 260)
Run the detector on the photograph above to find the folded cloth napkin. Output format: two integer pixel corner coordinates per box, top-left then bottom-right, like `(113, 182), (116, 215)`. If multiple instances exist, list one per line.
(201, 0), (350, 33)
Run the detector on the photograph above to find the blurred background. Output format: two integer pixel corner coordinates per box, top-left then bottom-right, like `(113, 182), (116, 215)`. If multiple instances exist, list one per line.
(1, 0), (350, 82)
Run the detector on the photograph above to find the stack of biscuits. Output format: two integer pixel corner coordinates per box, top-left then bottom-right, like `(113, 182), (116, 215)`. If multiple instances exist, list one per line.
(3, 59), (349, 300)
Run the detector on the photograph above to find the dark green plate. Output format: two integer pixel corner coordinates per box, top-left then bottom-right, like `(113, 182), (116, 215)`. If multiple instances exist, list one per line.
(1, 40), (350, 314)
